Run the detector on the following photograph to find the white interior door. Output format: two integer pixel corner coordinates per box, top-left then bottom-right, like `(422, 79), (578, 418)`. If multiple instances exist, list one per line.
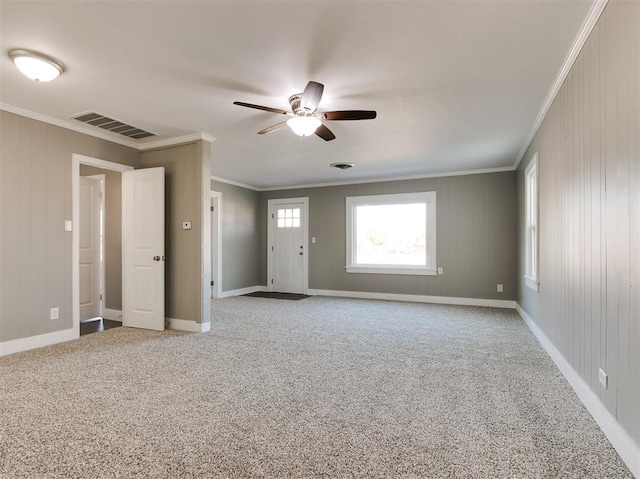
(271, 202), (306, 294)
(122, 167), (165, 331)
(79, 176), (102, 320)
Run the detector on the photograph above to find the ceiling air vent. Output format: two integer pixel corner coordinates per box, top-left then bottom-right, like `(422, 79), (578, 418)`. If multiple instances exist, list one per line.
(71, 111), (157, 140)
(330, 162), (354, 170)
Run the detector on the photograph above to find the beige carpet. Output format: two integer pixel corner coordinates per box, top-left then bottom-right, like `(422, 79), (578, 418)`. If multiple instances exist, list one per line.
(0, 297), (632, 478)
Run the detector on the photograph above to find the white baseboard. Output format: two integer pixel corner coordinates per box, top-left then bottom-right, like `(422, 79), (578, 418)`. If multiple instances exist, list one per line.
(0, 328), (79, 357)
(307, 289), (516, 309)
(166, 317), (211, 333)
(219, 285), (267, 298)
(102, 308), (122, 322)
(515, 303), (640, 478)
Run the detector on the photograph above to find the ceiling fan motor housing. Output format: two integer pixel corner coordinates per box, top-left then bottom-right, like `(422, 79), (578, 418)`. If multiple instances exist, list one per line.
(289, 93), (313, 115)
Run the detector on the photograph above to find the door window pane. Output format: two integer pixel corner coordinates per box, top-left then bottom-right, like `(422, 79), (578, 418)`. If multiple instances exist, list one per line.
(276, 207), (302, 228)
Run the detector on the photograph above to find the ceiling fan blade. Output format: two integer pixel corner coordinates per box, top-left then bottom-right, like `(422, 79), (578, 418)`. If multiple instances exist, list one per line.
(314, 124), (336, 141)
(233, 101), (289, 115)
(257, 121), (288, 135)
(323, 110), (377, 121)
(300, 81), (324, 112)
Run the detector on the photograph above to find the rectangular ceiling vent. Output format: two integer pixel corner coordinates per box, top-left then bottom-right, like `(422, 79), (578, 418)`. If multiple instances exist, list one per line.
(71, 111), (157, 140)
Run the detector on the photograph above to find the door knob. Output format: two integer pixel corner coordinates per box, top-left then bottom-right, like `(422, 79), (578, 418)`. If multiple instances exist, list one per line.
(299, 252), (303, 256)
(153, 255), (161, 261)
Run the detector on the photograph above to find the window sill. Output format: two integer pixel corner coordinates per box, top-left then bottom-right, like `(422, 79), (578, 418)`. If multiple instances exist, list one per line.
(525, 276), (539, 292)
(346, 266), (437, 276)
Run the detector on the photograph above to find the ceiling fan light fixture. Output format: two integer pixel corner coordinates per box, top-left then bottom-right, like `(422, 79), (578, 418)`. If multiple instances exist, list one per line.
(8, 49), (65, 82)
(286, 116), (321, 137)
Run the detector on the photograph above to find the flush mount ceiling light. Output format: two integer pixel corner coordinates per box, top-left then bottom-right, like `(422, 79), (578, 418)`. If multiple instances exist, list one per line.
(286, 116), (322, 137)
(8, 49), (65, 82)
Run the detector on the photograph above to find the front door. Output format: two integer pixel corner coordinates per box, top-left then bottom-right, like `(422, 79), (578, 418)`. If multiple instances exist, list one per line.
(270, 200), (307, 294)
(122, 167), (165, 331)
(79, 176), (102, 320)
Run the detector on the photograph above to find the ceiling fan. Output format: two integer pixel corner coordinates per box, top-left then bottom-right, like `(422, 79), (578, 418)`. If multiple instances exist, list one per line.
(233, 81), (376, 141)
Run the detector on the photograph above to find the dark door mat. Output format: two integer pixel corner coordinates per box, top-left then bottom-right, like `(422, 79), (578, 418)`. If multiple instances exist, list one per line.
(243, 291), (311, 300)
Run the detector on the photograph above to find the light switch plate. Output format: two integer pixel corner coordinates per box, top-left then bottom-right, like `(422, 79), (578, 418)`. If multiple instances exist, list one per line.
(64, 220), (72, 232)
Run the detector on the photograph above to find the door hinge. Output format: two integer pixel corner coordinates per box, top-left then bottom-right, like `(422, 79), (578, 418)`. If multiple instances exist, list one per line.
(272, 213), (274, 219)
(271, 245), (274, 251)
(210, 280), (214, 286)
(271, 279), (274, 284)
(210, 206), (214, 211)
(100, 294), (103, 301)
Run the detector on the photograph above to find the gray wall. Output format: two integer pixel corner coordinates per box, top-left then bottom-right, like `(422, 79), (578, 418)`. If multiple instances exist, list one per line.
(141, 142), (209, 323)
(517, 0), (639, 444)
(211, 180), (261, 292)
(0, 111), (140, 342)
(260, 171), (516, 300)
(79, 165), (123, 312)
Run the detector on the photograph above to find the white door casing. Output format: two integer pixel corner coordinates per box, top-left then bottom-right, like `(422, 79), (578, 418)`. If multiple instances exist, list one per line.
(123, 167), (165, 331)
(79, 176), (102, 320)
(267, 198), (309, 294)
(211, 191), (221, 299)
(73, 154), (133, 338)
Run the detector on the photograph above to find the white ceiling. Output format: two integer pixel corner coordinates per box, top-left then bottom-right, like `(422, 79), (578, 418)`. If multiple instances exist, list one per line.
(1, 1), (593, 189)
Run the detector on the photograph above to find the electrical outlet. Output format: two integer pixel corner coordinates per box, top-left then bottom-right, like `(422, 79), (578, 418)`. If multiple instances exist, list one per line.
(50, 307), (59, 320)
(497, 284), (503, 293)
(599, 368), (608, 389)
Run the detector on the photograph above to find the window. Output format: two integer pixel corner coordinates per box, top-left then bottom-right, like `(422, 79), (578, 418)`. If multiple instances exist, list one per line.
(277, 207), (301, 228)
(346, 192), (436, 275)
(525, 153), (539, 291)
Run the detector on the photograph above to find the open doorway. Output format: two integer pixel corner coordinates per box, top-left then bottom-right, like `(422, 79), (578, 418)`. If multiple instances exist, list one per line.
(78, 173), (114, 335)
(73, 155), (133, 336)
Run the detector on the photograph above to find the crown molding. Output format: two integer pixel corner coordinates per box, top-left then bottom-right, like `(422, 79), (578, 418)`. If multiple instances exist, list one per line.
(212, 166), (516, 193)
(514, 0), (608, 169)
(137, 132), (215, 150)
(0, 103), (215, 151)
(210, 175), (260, 191)
(255, 166), (516, 192)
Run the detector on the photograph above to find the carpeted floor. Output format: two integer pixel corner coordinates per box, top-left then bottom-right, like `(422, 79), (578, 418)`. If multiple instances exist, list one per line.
(0, 297), (632, 478)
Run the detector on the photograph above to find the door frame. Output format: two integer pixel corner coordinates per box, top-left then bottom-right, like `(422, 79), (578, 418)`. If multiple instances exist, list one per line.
(210, 191), (222, 299)
(267, 197), (309, 294)
(72, 154), (133, 334)
(80, 174), (105, 320)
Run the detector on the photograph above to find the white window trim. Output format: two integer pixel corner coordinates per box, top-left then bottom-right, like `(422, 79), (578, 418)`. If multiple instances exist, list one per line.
(345, 191), (437, 276)
(524, 152), (539, 292)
